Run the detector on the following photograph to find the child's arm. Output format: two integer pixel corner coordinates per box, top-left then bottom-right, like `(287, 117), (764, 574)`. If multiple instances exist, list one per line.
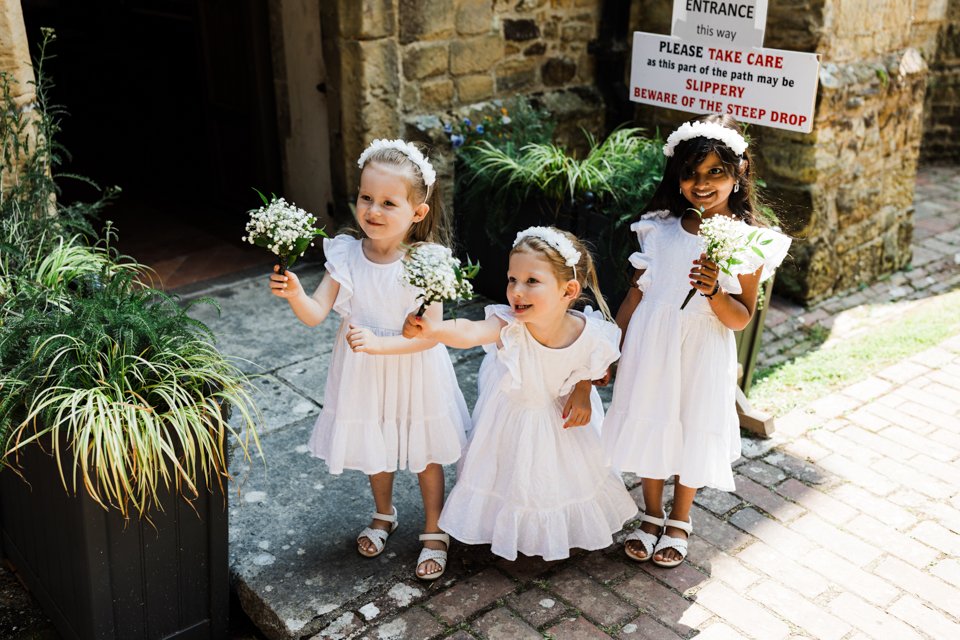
(605, 268), (643, 380)
(402, 312), (505, 350)
(344, 303), (442, 355)
(269, 267), (340, 327)
(690, 254), (762, 331)
(614, 269), (644, 348)
(561, 380), (594, 429)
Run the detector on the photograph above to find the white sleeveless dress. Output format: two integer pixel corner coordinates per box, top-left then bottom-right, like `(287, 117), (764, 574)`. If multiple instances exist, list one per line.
(438, 305), (638, 561)
(307, 235), (470, 475)
(602, 211), (791, 490)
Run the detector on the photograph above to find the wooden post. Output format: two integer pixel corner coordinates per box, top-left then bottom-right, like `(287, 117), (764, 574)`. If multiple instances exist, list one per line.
(735, 277), (777, 437)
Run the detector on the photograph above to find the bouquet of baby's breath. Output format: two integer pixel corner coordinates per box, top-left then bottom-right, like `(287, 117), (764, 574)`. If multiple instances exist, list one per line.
(681, 212), (773, 309)
(243, 190), (327, 274)
(401, 244), (480, 317)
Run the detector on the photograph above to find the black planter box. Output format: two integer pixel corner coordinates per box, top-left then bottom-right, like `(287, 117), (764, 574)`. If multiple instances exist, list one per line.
(455, 193), (632, 312)
(0, 443), (227, 640)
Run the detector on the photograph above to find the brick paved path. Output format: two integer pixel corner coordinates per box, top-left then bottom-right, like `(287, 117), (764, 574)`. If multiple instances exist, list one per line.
(313, 336), (960, 640)
(310, 165), (960, 640)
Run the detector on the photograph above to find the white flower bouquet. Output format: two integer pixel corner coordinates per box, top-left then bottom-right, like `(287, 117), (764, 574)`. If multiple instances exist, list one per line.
(681, 211), (774, 309)
(401, 244), (480, 317)
(242, 190), (327, 274)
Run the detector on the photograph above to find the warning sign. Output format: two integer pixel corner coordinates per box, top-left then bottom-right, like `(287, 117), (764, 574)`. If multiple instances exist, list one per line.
(628, 32), (820, 133)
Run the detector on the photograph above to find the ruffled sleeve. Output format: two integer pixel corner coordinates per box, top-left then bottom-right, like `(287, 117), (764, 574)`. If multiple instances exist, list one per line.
(558, 308), (622, 397)
(483, 304), (529, 390)
(482, 304), (524, 390)
(628, 209), (672, 291)
(717, 225), (792, 295)
(323, 235), (358, 317)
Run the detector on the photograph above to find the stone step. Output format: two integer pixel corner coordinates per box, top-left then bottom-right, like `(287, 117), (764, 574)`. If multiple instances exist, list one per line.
(193, 268), (614, 639)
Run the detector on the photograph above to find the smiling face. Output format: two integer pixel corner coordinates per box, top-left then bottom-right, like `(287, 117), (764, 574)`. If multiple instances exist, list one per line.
(355, 162), (427, 246)
(679, 151), (739, 217)
(506, 249), (575, 324)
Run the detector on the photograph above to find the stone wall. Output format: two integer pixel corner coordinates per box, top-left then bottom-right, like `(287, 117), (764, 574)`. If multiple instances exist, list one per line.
(319, 0), (607, 214)
(922, 0), (960, 162)
(629, 0), (945, 305)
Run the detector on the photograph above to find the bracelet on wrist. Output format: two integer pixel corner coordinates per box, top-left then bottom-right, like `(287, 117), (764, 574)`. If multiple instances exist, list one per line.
(702, 282), (721, 299)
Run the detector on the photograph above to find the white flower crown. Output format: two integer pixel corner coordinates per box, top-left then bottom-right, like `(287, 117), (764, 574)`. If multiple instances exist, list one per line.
(514, 226), (582, 268)
(357, 138), (437, 187)
(663, 121), (748, 158)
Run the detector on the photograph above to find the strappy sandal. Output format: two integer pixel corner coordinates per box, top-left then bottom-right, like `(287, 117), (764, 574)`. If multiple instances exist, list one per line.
(356, 506), (398, 558)
(415, 532), (450, 581)
(623, 513), (665, 562)
(651, 516), (692, 568)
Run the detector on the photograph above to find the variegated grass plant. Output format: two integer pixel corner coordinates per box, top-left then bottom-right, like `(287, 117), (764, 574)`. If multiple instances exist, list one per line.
(459, 127), (663, 213)
(0, 264), (261, 518)
(0, 31), (261, 517)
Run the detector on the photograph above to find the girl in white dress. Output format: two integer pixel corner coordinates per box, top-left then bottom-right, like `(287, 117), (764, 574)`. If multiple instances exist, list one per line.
(402, 227), (638, 561)
(269, 139), (470, 580)
(602, 115), (791, 568)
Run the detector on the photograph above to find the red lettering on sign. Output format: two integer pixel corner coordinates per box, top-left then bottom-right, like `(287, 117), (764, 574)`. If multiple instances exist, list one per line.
(708, 48), (742, 64)
(638, 88), (678, 105)
(746, 53), (784, 69)
(726, 104), (767, 120)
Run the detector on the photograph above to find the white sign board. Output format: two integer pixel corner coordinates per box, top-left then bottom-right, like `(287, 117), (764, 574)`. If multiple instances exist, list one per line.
(672, 0), (769, 49)
(629, 32), (820, 133)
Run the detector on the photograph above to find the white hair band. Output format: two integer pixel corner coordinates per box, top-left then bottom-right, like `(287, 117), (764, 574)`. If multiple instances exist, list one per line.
(514, 226), (582, 279)
(662, 121), (748, 157)
(357, 138), (437, 187)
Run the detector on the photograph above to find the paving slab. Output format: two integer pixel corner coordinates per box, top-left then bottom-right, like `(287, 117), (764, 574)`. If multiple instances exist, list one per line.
(228, 418), (460, 640)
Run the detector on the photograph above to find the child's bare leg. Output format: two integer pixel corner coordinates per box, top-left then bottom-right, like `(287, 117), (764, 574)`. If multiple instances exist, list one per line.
(626, 478), (666, 560)
(416, 463), (446, 577)
(358, 471), (396, 554)
(655, 479), (696, 563)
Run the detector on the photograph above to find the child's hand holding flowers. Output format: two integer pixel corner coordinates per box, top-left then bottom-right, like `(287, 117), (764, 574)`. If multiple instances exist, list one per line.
(401, 243), (479, 317)
(402, 312), (437, 340)
(268, 266), (305, 300)
(243, 190), (327, 274)
(681, 213), (774, 309)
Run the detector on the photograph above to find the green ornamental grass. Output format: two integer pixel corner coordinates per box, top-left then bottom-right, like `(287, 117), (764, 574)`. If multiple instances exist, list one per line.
(0, 29), (262, 518)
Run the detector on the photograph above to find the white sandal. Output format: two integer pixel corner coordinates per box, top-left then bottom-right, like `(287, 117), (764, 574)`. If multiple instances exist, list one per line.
(415, 532), (450, 581)
(624, 513), (665, 562)
(651, 516), (692, 568)
(356, 506), (398, 558)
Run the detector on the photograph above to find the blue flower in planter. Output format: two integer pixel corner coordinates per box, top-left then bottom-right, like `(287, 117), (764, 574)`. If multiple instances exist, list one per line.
(443, 122), (453, 134)
(451, 133), (465, 148)
(463, 118), (472, 127)
(476, 124), (485, 134)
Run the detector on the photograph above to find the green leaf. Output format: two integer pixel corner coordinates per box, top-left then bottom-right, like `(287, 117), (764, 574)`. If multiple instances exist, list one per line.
(751, 246), (766, 258)
(252, 187), (269, 206)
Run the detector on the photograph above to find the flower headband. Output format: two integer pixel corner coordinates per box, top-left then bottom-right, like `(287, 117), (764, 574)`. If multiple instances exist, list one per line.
(514, 227), (582, 276)
(357, 138), (437, 187)
(662, 121), (748, 158)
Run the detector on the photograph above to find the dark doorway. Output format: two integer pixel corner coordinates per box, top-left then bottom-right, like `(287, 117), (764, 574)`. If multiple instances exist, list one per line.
(22, 0), (282, 288)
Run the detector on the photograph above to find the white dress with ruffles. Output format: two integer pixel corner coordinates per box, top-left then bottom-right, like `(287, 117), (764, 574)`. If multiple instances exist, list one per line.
(602, 211), (791, 491)
(438, 305), (638, 561)
(307, 235), (470, 475)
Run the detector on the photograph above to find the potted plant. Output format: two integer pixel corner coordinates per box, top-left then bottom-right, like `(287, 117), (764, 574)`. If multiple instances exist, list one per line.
(446, 103), (664, 310)
(0, 32), (261, 640)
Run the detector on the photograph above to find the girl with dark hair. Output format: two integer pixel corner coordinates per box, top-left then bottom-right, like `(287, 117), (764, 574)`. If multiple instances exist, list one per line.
(602, 115), (791, 568)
